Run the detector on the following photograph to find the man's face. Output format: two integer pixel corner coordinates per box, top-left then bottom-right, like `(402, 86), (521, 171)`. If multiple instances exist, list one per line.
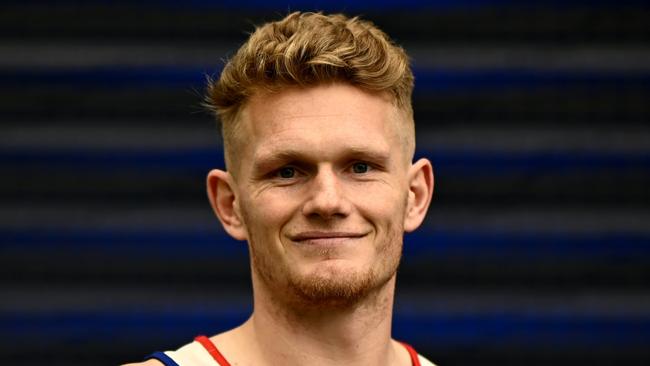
(233, 83), (412, 306)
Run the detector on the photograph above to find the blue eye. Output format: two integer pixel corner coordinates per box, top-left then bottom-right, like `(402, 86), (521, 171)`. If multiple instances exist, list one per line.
(278, 167), (295, 178)
(352, 162), (369, 174)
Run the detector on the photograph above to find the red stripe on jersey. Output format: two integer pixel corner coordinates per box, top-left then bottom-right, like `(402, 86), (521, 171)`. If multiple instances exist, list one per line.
(400, 342), (421, 366)
(194, 335), (232, 366)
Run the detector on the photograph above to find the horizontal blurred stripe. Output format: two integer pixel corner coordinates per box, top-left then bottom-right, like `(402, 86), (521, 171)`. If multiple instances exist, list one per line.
(3, 42), (650, 72)
(2, 147), (648, 174)
(3, 0), (649, 11)
(2, 67), (650, 91)
(1, 310), (647, 348)
(2, 228), (648, 259)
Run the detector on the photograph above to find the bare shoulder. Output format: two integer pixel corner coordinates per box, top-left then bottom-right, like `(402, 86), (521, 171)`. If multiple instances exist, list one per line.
(121, 359), (163, 366)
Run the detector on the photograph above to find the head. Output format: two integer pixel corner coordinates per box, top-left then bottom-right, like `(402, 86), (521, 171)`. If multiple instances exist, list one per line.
(205, 12), (433, 310)
(205, 11), (415, 176)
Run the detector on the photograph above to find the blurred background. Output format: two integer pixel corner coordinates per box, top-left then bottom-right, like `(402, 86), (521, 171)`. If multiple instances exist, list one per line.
(1, 1), (649, 365)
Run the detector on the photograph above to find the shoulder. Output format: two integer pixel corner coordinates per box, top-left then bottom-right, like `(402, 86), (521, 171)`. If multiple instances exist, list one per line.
(120, 360), (164, 366)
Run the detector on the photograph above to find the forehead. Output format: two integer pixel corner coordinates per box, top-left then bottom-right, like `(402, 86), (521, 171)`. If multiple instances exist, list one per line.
(238, 83), (404, 162)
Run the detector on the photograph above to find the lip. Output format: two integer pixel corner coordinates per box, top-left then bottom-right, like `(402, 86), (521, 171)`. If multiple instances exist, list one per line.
(289, 231), (367, 243)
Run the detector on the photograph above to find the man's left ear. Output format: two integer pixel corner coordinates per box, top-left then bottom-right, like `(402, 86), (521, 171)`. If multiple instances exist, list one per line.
(404, 158), (434, 232)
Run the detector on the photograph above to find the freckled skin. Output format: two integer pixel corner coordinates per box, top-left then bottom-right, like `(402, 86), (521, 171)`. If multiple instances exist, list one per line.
(234, 83), (411, 308)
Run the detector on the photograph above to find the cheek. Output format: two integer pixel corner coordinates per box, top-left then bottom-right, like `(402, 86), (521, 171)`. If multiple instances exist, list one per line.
(353, 185), (407, 224)
(241, 190), (299, 233)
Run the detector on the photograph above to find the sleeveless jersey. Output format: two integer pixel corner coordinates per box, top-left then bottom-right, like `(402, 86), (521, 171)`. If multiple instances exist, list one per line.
(146, 335), (437, 366)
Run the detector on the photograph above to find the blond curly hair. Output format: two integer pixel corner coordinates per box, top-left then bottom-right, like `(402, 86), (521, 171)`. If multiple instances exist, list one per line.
(205, 11), (415, 169)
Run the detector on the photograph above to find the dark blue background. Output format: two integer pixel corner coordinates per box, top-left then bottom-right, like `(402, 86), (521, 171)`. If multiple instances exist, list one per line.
(1, 1), (649, 365)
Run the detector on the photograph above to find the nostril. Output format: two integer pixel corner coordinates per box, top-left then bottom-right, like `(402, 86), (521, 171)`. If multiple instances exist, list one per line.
(302, 189), (348, 218)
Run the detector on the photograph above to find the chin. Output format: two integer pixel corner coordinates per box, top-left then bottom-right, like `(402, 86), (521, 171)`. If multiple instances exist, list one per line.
(287, 263), (391, 307)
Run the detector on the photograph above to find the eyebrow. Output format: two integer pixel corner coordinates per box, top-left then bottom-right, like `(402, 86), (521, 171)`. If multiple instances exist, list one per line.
(252, 149), (310, 172)
(252, 146), (390, 172)
(344, 146), (391, 164)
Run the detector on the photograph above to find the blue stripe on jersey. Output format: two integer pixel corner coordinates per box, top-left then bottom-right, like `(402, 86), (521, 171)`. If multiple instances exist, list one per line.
(145, 351), (180, 366)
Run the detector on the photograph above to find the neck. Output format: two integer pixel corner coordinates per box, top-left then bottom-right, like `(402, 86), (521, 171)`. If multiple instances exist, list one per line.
(244, 274), (399, 366)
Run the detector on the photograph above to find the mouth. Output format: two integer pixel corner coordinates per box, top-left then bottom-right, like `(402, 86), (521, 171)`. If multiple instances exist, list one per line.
(289, 231), (367, 245)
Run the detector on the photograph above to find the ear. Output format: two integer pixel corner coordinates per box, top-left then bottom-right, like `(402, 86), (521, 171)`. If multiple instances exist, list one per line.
(206, 169), (247, 241)
(403, 158), (434, 232)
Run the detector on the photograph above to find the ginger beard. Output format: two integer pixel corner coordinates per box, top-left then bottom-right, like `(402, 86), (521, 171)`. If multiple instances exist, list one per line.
(241, 187), (407, 309)
(247, 220), (404, 309)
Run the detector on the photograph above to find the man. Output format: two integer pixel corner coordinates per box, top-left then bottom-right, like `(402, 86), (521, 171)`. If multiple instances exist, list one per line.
(125, 11), (435, 366)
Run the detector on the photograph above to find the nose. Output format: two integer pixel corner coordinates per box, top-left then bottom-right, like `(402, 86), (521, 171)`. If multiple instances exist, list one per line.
(302, 166), (351, 219)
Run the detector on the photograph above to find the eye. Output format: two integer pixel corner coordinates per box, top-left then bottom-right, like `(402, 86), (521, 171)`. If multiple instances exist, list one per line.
(277, 166), (296, 179)
(351, 162), (370, 174)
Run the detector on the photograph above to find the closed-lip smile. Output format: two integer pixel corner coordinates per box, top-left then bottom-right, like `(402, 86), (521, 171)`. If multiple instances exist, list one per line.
(289, 231), (367, 242)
